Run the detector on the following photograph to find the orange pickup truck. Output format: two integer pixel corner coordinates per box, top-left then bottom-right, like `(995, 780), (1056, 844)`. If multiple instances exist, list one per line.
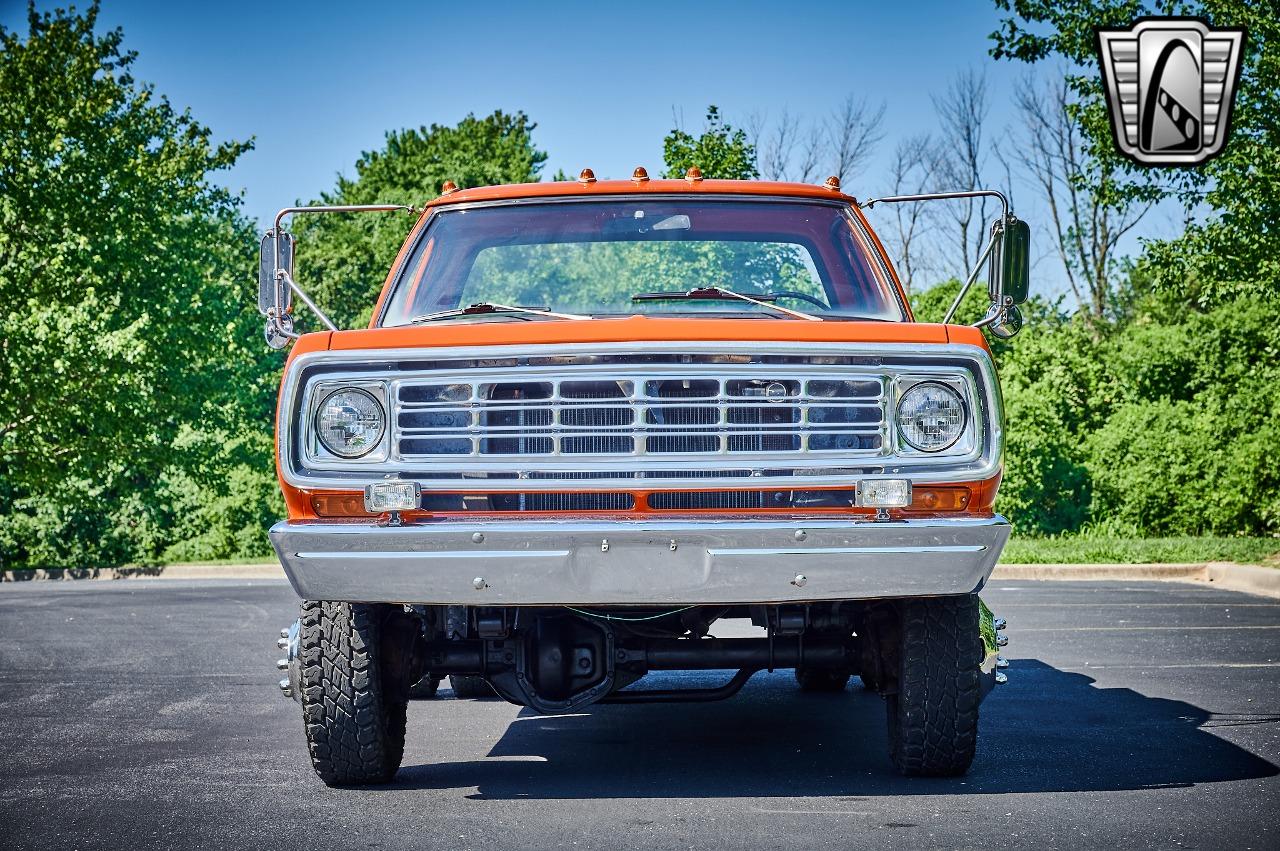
(260, 170), (1027, 785)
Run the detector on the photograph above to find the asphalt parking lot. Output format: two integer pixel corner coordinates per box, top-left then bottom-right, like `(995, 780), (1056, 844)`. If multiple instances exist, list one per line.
(0, 578), (1276, 850)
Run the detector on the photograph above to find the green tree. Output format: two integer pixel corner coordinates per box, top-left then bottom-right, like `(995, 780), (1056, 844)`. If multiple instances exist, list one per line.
(662, 106), (759, 180)
(0, 3), (275, 568)
(991, 0), (1280, 306)
(293, 112), (548, 329)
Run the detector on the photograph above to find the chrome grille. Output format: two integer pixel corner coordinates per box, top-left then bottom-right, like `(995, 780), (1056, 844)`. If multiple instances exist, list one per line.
(395, 371), (885, 460)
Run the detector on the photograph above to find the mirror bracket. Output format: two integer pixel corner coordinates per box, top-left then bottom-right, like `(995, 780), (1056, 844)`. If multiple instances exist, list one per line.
(257, 204), (419, 347)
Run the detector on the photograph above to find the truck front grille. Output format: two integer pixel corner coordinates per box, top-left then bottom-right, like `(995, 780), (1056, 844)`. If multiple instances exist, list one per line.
(395, 372), (885, 460)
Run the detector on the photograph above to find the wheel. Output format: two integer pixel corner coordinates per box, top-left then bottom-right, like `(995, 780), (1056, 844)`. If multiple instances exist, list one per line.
(449, 674), (495, 699)
(885, 595), (983, 777)
(298, 600), (414, 786)
(408, 673), (442, 699)
(795, 669), (851, 692)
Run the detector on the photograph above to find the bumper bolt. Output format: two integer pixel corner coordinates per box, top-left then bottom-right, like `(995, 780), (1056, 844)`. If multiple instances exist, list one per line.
(473, 577), (487, 590)
(793, 529), (807, 541)
(791, 574), (808, 588)
(471, 532), (484, 544)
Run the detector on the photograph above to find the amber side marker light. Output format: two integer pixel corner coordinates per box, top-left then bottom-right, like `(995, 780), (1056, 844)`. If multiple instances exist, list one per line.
(311, 493), (369, 517)
(912, 486), (971, 511)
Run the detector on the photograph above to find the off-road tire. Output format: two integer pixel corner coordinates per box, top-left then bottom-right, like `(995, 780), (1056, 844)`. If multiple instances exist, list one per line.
(449, 674), (495, 699)
(298, 600), (411, 786)
(885, 595), (982, 777)
(408, 674), (442, 699)
(795, 669), (852, 692)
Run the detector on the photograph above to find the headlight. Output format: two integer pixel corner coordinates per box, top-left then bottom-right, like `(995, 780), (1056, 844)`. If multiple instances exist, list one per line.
(896, 382), (966, 452)
(315, 388), (385, 458)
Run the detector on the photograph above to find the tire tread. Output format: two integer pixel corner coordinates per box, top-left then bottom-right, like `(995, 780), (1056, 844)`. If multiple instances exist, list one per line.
(298, 600), (407, 786)
(887, 595), (982, 777)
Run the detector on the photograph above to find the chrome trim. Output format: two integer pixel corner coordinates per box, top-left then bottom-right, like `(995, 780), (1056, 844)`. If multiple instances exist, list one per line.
(861, 189), (1010, 220)
(270, 515), (1011, 605)
(278, 341), (1003, 492)
(262, 205), (418, 341)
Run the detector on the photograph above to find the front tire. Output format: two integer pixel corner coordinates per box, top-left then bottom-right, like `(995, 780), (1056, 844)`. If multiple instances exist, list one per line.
(298, 600), (413, 786)
(885, 595), (982, 777)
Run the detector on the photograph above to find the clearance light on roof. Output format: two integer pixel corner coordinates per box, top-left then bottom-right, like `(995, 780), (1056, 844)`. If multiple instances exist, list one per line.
(364, 481), (421, 513)
(856, 479), (911, 508)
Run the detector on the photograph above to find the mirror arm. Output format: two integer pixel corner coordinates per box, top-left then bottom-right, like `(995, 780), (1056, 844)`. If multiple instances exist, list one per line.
(279, 270), (338, 332)
(943, 231), (1000, 324)
(972, 303), (1004, 328)
(862, 190), (1009, 220)
(261, 204), (419, 342)
(272, 204), (418, 234)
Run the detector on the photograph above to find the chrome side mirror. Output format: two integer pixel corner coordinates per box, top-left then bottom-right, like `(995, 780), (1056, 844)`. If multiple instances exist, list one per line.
(972, 215), (1030, 339)
(258, 229), (295, 316)
(988, 216), (1030, 307)
(986, 303), (1023, 338)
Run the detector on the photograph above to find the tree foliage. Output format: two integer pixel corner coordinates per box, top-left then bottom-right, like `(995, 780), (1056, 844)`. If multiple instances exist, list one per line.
(991, 0), (1280, 306)
(293, 112), (548, 329)
(0, 3), (278, 568)
(662, 106), (759, 180)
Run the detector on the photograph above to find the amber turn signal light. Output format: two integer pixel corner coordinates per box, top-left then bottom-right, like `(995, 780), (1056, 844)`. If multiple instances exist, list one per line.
(911, 486), (971, 511)
(311, 493), (370, 517)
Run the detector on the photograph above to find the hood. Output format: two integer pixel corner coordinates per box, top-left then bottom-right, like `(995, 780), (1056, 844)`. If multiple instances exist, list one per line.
(322, 316), (966, 352)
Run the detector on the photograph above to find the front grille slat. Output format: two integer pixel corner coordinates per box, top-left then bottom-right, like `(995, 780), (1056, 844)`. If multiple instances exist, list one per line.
(395, 371), (886, 461)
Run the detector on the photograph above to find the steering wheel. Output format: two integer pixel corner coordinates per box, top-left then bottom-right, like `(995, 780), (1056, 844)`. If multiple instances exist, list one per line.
(770, 290), (830, 310)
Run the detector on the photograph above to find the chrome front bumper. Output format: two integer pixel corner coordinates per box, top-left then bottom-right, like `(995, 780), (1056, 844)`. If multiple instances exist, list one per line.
(270, 516), (1010, 605)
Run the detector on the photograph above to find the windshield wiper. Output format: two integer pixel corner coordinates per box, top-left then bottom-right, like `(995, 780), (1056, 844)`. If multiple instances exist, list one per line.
(631, 287), (822, 321)
(407, 302), (591, 325)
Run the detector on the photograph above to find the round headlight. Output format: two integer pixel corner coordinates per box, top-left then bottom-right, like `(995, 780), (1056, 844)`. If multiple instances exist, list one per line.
(896, 382), (966, 452)
(315, 388), (385, 458)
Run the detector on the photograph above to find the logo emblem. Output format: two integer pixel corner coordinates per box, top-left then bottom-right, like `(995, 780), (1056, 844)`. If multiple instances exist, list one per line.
(1096, 17), (1246, 166)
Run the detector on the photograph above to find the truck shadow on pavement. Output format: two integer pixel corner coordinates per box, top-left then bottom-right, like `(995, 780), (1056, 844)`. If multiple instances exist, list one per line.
(392, 659), (1279, 798)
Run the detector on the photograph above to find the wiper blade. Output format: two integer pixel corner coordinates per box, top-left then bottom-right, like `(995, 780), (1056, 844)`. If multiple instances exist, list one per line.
(631, 287), (822, 321)
(408, 302), (591, 324)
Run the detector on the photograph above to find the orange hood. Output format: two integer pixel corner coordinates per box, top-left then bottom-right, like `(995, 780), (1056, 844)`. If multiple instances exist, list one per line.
(308, 316), (985, 353)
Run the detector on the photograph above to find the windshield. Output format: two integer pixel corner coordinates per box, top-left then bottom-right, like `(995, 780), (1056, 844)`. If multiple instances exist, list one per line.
(378, 198), (905, 326)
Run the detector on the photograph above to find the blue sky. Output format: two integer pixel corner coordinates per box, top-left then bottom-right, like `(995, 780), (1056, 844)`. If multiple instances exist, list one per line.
(3, 0), (1185, 299)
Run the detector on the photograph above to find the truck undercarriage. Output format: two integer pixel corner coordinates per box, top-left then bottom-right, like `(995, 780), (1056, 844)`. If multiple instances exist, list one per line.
(277, 597), (1007, 783)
